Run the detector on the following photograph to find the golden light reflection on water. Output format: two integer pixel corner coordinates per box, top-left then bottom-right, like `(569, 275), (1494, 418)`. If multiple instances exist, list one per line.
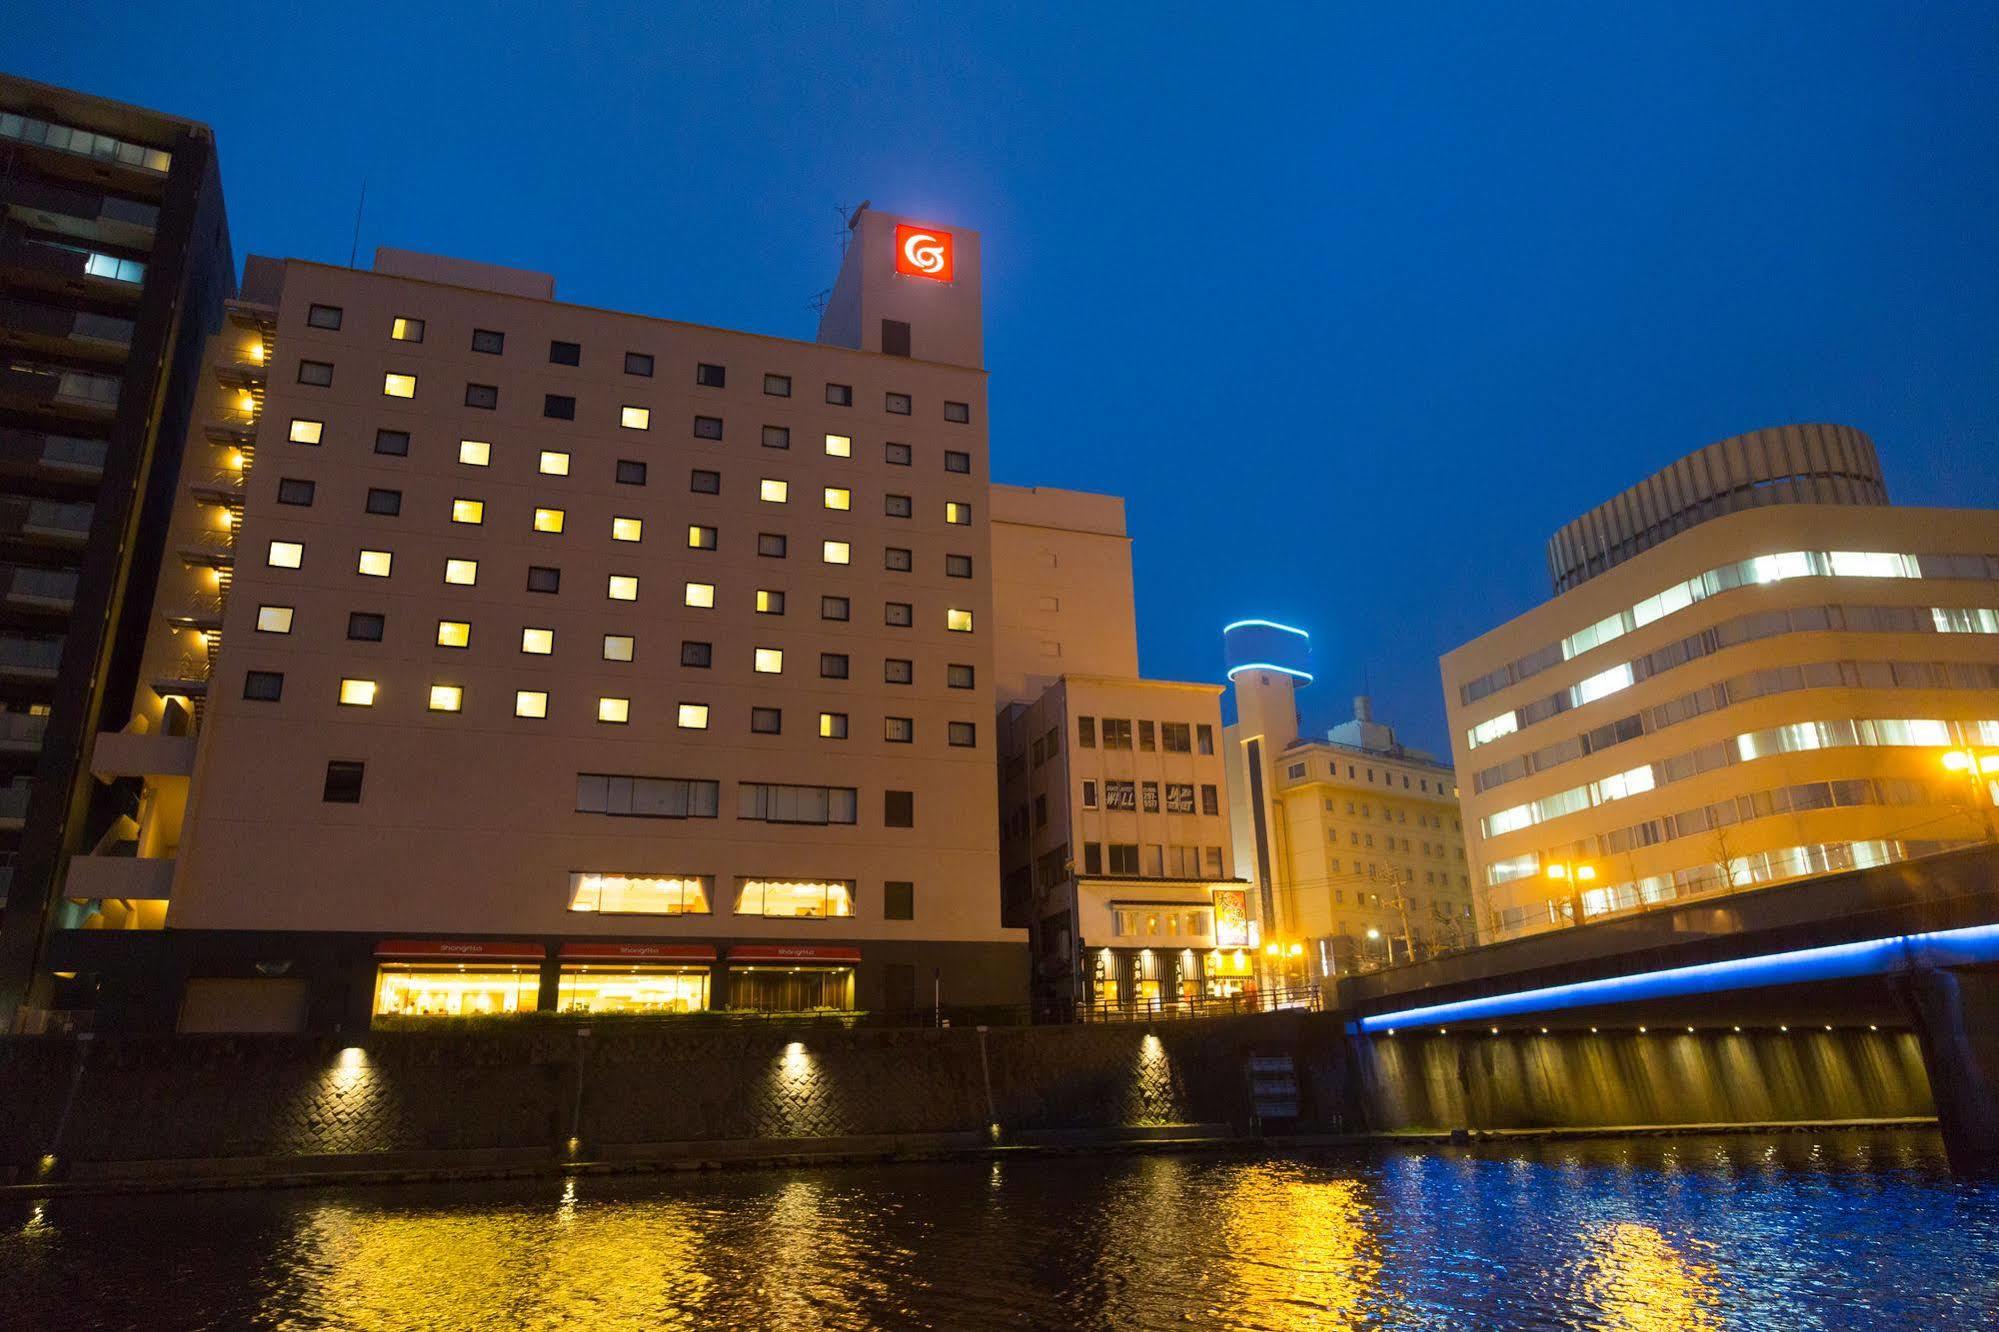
(1209, 1163), (1385, 1328)
(1576, 1221), (1721, 1332)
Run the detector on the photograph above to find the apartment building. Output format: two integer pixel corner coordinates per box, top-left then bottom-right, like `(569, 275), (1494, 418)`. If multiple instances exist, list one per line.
(0, 75), (234, 1024)
(1223, 622), (1473, 978)
(1444, 425), (1999, 942)
(48, 205), (1029, 1031)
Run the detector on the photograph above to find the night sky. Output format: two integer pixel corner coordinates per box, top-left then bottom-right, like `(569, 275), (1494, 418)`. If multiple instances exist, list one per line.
(17, 3), (1999, 754)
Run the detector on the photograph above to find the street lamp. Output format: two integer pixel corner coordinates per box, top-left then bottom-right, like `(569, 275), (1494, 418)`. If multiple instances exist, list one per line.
(1942, 748), (1999, 842)
(1545, 860), (1597, 928)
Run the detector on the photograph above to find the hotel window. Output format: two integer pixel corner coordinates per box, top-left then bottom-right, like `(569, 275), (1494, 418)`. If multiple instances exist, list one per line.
(885, 441), (912, 466)
(753, 647), (784, 674)
(297, 360), (333, 386)
(757, 532), (787, 558)
(1102, 719), (1133, 750)
(1197, 723), (1214, 755)
(688, 524), (717, 550)
(693, 362), (726, 387)
(1108, 844), (1140, 875)
(429, 684), (463, 713)
(823, 539), (851, 565)
(338, 678), (377, 707)
(515, 690), (548, 719)
(365, 488), (403, 517)
(549, 340), (581, 366)
(598, 696), (630, 724)
(819, 712), (849, 740)
(526, 565), (558, 593)
(884, 882), (915, 921)
(377, 429), (411, 456)
(948, 721), (976, 747)
(521, 627), (554, 655)
(277, 477), (315, 506)
(625, 351), (654, 377)
(450, 497), (483, 525)
(1082, 780), (1098, 809)
(456, 439), (489, 466)
(946, 608), (974, 632)
(693, 415), (723, 440)
(885, 547), (912, 572)
(946, 501), (971, 525)
(733, 878), (857, 919)
(947, 664), (975, 690)
(1078, 716), (1096, 747)
(946, 554), (973, 578)
(683, 581), (713, 608)
(609, 575), (640, 601)
(886, 601), (913, 627)
(824, 486), (851, 511)
(1202, 784), (1220, 815)
(383, 372), (416, 399)
(677, 702), (710, 729)
(825, 433), (852, 458)
(603, 634), (634, 662)
(347, 612), (385, 642)
(307, 303), (343, 330)
(885, 791), (914, 828)
(820, 653), (849, 679)
(690, 468), (720, 494)
(444, 558), (478, 585)
(323, 761), (365, 804)
(1083, 844), (1103, 874)
(885, 493), (912, 518)
(1162, 722), (1191, 753)
(256, 605), (294, 634)
(752, 706), (783, 734)
(885, 658), (913, 685)
(533, 507), (565, 533)
(826, 382), (852, 406)
(681, 641), (712, 668)
(471, 328), (504, 354)
(755, 589), (786, 615)
(539, 450), (570, 476)
(288, 418), (322, 445)
(243, 670), (283, 702)
(616, 459), (647, 485)
(465, 383), (498, 409)
(357, 548), (392, 577)
(761, 425), (791, 451)
(886, 392), (911, 416)
(391, 316), (424, 343)
(885, 717), (914, 744)
(760, 478), (789, 504)
(945, 450), (970, 473)
(764, 373), (791, 396)
(543, 394), (576, 420)
(437, 620), (471, 648)
(622, 406), (650, 431)
(821, 595), (850, 621)
(944, 401), (970, 423)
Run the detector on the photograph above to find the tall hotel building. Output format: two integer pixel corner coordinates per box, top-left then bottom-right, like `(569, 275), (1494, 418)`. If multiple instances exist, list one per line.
(0, 76), (233, 1021)
(1444, 425), (1999, 942)
(46, 205), (1030, 1032)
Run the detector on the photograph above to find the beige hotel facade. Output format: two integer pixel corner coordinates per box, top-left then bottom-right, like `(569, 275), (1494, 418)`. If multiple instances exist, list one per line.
(1444, 425), (1999, 942)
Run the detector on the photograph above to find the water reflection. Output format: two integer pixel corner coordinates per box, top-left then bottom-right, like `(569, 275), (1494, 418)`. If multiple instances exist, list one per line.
(1211, 1164), (1383, 1326)
(1575, 1221), (1720, 1331)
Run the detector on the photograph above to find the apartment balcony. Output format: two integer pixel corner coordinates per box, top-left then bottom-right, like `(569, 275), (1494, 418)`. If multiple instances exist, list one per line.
(225, 298), (277, 329)
(90, 729), (195, 780)
(0, 235), (146, 300)
(4, 565), (79, 612)
(64, 853), (175, 903)
(0, 782), (31, 830)
(0, 428), (109, 484)
(162, 593), (223, 631)
(202, 414), (256, 450)
(186, 467), (242, 506)
(0, 497), (95, 547)
(1, 173), (160, 250)
(214, 358), (267, 390)
(0, 634), (64, 680)
(0, 712), (50, 755)
(0, 297), (135, 362)
(176, 528), (235, 569)
(151, 652), (210, 699)
(0, 361), (122, 420)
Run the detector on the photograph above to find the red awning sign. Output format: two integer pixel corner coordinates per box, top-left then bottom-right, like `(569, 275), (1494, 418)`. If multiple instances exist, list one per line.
(373, 939), (545, 961)
(558, 942), (717, 963)
(728, 944), (862, 964)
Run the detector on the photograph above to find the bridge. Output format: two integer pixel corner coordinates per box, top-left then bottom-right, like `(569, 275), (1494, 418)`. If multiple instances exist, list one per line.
(1335, 843), (1999, 1171)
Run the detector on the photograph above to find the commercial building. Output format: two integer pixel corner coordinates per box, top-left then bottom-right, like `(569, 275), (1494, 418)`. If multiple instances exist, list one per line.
(1444, 424), (1999, 942)
(0, 76), (234, 1023)
(48, 205), (1031, 1031)
(1223, 622), (1473, 979)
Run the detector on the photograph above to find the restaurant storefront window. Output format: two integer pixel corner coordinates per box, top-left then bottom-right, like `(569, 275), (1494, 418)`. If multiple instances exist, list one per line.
(726, 946), (860, 1011)
(371, 941), (545, 1019)
(558, 967), (709, 1014)
(1206, 947), (1255, 998)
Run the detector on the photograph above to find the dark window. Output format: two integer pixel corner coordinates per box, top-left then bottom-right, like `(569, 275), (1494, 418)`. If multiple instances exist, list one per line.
(1139, 720), (1156, 752)
(885, 441), (912, 466)
(884, 547), (912, 572)
(948, 721), (976, 747)
(881, 320), (911, 358)
(322, 761), (365, 804)
(1083, 843), (1103, 875)
(884, 658), (913, 684)
(762, 425), (790, 450)
(825, 382), (852, 406)
(364, 487), (402, 516)
(1197, 723), (1214, 755)
(690, 469), (721, 494)
(306, 303), (343, 330)
(693, 415), (723, 440)
(543, 394), (576, 420)
(695, 363), (726, 387)
(526, 565), (561, 593)
(756, 532), (788, 558)
(681, 640), (712, 668)
(615, 459), (647, 485)
(945, 554), (972, 578)
(944, 401), (970, 423)
(243, 670), (284, 701)
(625, 351), (654, 376)
(751, 706), (782, 734)
(471, 328), (505, 354)
(945, 450), (971, 473)
(1201, 784), (1220, 816)
(885, 717), (914, 743)
(465, 383), (498, 409)
(374, 428), (410, 456)
(821, 595), (850, 621)
(347, 612), (385, 641)
(884, 791), (914, 828)
(885, 602), (913, 627)
(885, 391), (912, 415)
(763, 373), (791, 397)
(548, 340), (581, 366)
(885, 493), (912, 518)
(297, 360), (333, 386)
(1109, 844), (1140, 875)
(884, 882), (914, 921)
(1078, 716), (1097, 748)
(947, 663), (975, 690)
(820, 652), (849, 679)
(276, 478), (315, 506)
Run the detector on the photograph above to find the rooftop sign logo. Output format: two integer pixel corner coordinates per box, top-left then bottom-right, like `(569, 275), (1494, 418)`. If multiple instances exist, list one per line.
(894, 225), (953, 281)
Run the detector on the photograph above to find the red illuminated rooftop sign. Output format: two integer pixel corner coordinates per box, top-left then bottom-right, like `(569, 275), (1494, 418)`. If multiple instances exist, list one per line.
(894, 225), (953, 282)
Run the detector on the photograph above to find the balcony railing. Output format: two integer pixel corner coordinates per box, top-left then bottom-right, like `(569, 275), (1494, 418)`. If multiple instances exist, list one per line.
(0, 635), (64, 676)
(176, 528), (235, 567)
(6, 566), (79, 609)
(0, 713), (49, 751)
(0, 783), (32, 822)
(162, 593), (224, 630)
(38, 434), (108, 476)
(0, 111), (172, 174)
(3, 498), (95, 543)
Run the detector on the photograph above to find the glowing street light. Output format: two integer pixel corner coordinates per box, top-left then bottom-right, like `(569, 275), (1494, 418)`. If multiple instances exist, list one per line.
(1546, 860), (1597, 928)
(1942, 748), (1999, 841)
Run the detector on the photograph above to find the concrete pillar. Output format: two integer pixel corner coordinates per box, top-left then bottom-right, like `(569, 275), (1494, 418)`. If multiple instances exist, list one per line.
(1903, 967), (1999, 1174)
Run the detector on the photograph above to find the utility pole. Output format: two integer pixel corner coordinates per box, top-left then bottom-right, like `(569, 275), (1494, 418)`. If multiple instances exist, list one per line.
(1387, 870), (1415, 963)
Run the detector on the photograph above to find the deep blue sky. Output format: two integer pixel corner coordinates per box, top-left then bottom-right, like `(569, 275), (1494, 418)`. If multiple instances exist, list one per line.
(18, 3), (1999, 753)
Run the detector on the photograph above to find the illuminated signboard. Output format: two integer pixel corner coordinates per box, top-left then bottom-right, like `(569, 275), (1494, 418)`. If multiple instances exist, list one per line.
(894, 224), (954, 281)
(1213, 889), (1249, 947)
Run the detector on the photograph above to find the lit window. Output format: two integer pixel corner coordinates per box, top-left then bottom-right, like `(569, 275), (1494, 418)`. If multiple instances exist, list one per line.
(819, 712), (849, 739)
(823, 540), (850, 565)
(357, 549), (392, 577)
(459, 440), (491, 467)
(533, 507), (565, 533)
(947, 608), (974, 632)
(428, 684), (462, 713)
(677, 703), (710, 730)
(539, 450), (570, 476)
(451, 498), (484, 525)
(683, 581), (713, 608)
(436, 620), (471, 648)
(688, 525), (717, 550)
(824, 487), (850, 511)
(603, 634), (634, 661)
(824, 433), (852, 457)
(612, 516), (642, 542)
(755, 589), (785, 614)
(267, 540), (303, 569)
(609, 575), (639, 601)
(256, 605), (293, 633)
(288, 418), (323, 444)
(946, 501), (970, 525)
(621, 406), (650, 430)
(598, 696), (630, 724)
(338, 678), (377, 707)
(760, 479), (789, 503)
(515, 690), (549, 719)
(391, 316), (424, 342)
(754, 647), (783, 674)
(444, 558), (478, 585)
(383, 372), (416, 398)
(521, 627), (554, 655)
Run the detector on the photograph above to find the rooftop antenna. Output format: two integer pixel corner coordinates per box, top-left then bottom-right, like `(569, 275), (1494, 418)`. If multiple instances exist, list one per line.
(835, 200), (868, 256)
(347, 179), (368, 269)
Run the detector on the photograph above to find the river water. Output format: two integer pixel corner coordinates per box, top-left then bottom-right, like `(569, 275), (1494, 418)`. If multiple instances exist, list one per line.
(4, 1131), (1997, 1329)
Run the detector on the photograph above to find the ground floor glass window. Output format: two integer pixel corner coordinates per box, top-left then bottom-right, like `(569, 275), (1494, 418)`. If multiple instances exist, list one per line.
(373, 965), (537, 1018)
